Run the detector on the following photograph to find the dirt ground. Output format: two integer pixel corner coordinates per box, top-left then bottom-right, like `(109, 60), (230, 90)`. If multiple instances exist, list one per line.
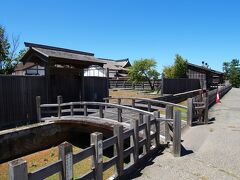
(109, 89), (160, 104)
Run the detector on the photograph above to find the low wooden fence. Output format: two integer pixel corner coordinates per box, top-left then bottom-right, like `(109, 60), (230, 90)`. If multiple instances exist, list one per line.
(8, 98), (183, 180)
(187, 84), (232, 126)
(109, 79), (161, 90)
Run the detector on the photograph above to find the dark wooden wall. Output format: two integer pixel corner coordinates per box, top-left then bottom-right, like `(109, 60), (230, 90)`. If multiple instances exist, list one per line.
(0, 75), (108, 130)
(0, 75), (47, 129)
(162, 78), (200, 94)
(84, 77), (109, 102)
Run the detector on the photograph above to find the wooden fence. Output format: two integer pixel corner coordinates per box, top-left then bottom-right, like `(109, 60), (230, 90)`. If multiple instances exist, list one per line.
(162, 78), (200, 94)
(109, 79), (161, 90)
(187, 84), (232, 126)
(8, 99), (183, 180)
(0, 75), (108, 130)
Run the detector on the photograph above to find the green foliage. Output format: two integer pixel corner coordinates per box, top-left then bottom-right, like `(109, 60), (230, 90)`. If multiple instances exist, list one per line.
(223, 59), (240, 88)
(0, 25), (23, 74)
(163, 54), (188, 78)
(128, 58), (160, 90)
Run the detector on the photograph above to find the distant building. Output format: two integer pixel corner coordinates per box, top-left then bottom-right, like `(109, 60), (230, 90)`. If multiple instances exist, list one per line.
(187, 62), (224, 88)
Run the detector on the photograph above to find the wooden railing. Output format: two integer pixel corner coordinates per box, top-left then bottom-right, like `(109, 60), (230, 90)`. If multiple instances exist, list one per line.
(9, 101), (182, 180)
(103, 97), (188, 111)
(187, 84), (232, 126)
(7, 96), (184, 180)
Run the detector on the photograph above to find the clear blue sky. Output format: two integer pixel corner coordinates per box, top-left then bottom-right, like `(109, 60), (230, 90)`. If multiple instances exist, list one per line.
(1, 0), (240, 72)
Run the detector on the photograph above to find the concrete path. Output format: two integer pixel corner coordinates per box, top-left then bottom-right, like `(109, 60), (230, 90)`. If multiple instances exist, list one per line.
(132, 88), (240, 180)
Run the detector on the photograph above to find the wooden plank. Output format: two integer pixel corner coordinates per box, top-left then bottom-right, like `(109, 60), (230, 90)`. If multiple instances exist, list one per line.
(123, 146), (134, 159)
(28, 160), (62, 180)
(131, 119), (139, 163)
(187, 98), (193, 126)
(165, 105), (173, 143)
(114, 124), (124, 176)
(75, 170), (94, 180)
(73, 146), (94, 164)
(144, 115), (151, 152)
(102, 156), (117, 171)
(58, 142), (73, 180)
(8, 159), (28, 180)
(91, 132), (103, 180)
(103, 136), (117, 150)
(173, 110), (181, 157)
(123, 129), (134, 140)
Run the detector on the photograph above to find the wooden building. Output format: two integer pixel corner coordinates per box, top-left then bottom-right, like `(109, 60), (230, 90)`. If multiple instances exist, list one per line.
(187, 62), (224, 89)
(17, 42), (108, 102)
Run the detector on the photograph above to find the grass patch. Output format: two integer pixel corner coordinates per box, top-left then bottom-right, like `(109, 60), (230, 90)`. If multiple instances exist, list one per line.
(0, 145), (114, 180)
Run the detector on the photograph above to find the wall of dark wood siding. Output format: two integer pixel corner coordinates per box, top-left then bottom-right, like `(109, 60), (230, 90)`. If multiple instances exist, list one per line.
(162, 78), (200, 94)
(0, 75), (108, 130)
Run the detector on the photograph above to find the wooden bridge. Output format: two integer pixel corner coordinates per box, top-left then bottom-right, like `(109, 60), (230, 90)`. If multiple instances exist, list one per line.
(8, 84), (232, 180)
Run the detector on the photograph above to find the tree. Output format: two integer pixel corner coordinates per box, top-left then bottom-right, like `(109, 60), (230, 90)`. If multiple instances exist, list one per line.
(128, 58), (160, 90)
(223, 59), (240, 88)
(163, 54), (188, 78)
(0, 25), (21, 74)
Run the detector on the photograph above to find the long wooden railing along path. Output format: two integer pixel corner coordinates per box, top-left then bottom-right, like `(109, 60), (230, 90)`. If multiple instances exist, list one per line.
(8, 97), (185, 180)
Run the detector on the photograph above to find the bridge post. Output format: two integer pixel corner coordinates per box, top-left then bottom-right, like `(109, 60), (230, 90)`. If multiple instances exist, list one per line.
(57, 95), (62, 119)
(165, 105), (173, 143)
(173, 110), (181, 157)
(114, 124), (124, 177)
(84, 104), (88, 116)
(70, 102), (74, 116)
(105, 99), (109, 110)
(117, 98), (121, 105)
(91, 132), (103, 180)
(8, 159), (28, 180)
(147, 102), (151, 112)
(36, 96), (41, 122)
(187, 98), (193, 126)
(130, 119), (139, 163)
(58, 142), (73, 180)
(139, 113), (143, 124)
(144, 115), (151, 153)
(118, 108), (122, 122)
(154, 111), (160, 146)
(132, 99), (135, 108)
(99, 105), (104, 118)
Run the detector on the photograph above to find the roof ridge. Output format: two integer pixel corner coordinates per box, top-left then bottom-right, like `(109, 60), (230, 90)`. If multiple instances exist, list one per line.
(24, 42), (94, 56)
(98, 58), (129, 62)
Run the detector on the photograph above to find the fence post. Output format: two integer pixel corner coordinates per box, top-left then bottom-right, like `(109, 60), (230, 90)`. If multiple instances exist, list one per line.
(36, 96), (41, 122)
(105, 98), (109, 110)
(147, 102), (151, 112)
(154, 111), (160, 146)
(118, 108), (122, 122)
(70, 102), (74, 116)
(204, 95), (209, 124)
(187, 98), (193, 126)
(117, 98), (121, 105)
(8, 159), (28, 180)
(84, 104), (88, 116)
(173, 110), (181, 157)
(99, 105), (104, 118)
(58, 142), (73, 180)
(144, 114), (151, 152)
(132, 99), (135, 108)
(165, 105), (173, 143)
(114, 124), (124, 177)
(57, 95), (62, 119)
(139, 113), (143, 124)
(91, 132), (103, 180)
(130, 119), (139, 163)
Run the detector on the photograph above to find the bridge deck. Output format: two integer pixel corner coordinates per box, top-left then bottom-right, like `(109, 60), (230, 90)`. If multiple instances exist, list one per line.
(132, 88), (240, 179)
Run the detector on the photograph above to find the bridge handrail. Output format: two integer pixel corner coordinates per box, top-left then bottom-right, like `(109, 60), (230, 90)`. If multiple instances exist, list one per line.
(40, 101), (154, 117)
(103, 97), (188, 109)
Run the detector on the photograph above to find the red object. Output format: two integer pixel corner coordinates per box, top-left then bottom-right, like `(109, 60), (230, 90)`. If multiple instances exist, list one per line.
(216, 91), (221, 103)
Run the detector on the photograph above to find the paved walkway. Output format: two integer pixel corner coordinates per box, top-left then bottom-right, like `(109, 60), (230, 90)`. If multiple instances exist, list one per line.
(132, 88), (240, 180)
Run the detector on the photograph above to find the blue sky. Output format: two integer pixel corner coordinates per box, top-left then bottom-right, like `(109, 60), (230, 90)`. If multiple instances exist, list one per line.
(1, 0), (240, 72)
